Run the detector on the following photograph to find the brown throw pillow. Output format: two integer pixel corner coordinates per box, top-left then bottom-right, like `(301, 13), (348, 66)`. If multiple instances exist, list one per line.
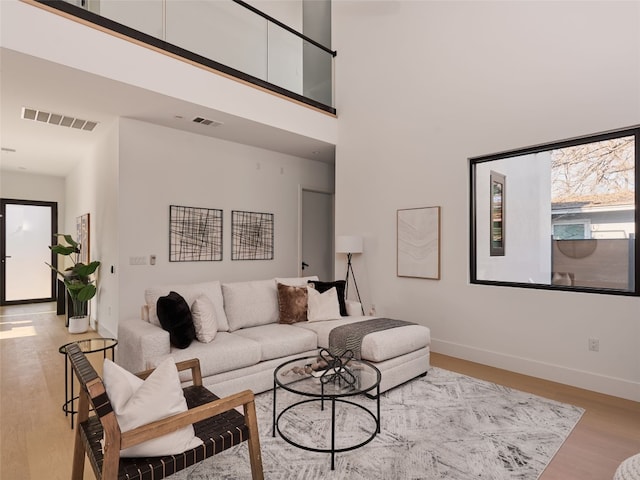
(277, 283), (308, 324)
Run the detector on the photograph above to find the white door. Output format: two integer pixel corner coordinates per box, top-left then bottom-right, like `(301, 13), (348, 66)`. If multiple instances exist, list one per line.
(301, 189), (333, 280)
(1, 200), (57, 304)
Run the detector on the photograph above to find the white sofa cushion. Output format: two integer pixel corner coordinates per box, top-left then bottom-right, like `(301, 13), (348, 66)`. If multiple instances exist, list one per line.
(233, 324), (318, 361)
(150, 332), (262, 380)
(295, 317), (431, 363)
(222, 280), (279, 331)
(145, 281), (229, 331)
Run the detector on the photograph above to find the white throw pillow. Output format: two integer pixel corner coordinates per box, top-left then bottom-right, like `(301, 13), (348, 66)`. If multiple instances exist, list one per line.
(191, 295), (218, 343)
(102, 357), (203, 457)
(307, 286), (341, 322)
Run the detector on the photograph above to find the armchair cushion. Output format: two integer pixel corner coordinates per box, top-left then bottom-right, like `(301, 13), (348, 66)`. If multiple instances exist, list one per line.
(102, 357), (203, 457)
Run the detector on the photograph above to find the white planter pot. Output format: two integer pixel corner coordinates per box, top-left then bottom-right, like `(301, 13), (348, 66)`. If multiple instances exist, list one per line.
(68, 315), (89, 334)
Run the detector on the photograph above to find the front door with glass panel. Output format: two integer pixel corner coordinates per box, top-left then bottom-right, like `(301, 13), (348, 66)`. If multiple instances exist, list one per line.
(1, 199), (57, 305)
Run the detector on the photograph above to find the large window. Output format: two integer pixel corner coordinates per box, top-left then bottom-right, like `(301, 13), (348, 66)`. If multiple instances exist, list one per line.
(470, 126), (639, 295)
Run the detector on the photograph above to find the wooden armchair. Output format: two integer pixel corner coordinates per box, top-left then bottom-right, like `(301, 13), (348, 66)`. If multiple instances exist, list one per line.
(66, 343), (264, 480)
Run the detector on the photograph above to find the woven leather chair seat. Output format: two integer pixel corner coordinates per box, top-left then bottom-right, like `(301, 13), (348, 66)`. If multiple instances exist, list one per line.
(78, 386), (249, 480)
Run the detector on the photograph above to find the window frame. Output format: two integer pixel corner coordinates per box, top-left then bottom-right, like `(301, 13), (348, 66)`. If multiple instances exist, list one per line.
(469, 125), (640, 296)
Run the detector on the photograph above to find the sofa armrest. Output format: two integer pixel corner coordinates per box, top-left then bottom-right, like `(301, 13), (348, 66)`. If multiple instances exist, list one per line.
(117, 318), (170, 373)
(345, 299), (364, 316)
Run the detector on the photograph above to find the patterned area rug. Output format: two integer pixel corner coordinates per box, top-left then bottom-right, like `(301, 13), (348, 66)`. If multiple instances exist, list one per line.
(175, 367), (584, 480)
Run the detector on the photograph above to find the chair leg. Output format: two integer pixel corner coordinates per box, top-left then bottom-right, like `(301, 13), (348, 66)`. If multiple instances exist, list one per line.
(71, 394), (88, 480)
(244, 399), (264, 480)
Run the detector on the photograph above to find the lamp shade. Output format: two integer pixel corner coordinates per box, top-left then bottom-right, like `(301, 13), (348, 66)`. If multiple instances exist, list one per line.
(336, 235), (363, 254)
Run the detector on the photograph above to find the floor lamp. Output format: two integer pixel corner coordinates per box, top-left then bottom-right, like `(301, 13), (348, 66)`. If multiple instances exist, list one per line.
(336, 235), (365, 315)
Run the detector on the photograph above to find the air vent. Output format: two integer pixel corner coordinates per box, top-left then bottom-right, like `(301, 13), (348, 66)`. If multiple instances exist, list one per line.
(21, 107), (98, 132)
(192, 116), (223, 127)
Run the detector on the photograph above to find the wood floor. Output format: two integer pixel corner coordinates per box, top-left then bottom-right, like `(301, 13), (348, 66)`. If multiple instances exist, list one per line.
(1, 303), (638, 480)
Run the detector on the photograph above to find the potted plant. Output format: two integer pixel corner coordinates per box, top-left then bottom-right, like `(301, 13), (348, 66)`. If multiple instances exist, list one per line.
(47, 234), (101, 333)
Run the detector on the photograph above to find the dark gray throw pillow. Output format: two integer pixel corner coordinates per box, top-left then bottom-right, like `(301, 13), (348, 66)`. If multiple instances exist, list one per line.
(156, 291), (196, 349)
(308, 280), (347, 316)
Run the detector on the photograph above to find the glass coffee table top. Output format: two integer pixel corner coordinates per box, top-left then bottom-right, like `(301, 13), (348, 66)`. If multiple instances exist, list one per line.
(274, 354), (381, 398)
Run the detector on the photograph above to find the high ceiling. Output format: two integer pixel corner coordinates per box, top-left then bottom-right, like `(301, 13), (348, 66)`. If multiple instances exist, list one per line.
(0, 47), (335, 178)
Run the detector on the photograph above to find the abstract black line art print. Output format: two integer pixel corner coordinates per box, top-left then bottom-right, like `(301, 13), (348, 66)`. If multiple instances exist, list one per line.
(231, 210), (274, 260)
(169, 205), (222, 262)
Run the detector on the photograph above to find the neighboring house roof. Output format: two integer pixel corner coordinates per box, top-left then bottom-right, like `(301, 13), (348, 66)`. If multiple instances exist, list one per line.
(552, 191), (635, 214)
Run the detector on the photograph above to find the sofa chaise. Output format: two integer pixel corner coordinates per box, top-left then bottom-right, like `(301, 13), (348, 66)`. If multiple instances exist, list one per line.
(117, 276), (431, 397)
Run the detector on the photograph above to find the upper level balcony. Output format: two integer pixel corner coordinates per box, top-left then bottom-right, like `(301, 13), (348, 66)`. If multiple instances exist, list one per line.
(30, 0), (336, 115)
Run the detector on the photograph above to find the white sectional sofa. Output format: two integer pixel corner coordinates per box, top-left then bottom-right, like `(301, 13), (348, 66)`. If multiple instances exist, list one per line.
(117, 277), (431, 397)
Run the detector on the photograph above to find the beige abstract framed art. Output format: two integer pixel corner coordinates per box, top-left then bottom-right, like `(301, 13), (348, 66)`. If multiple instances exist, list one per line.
(397, 206), (441, 279)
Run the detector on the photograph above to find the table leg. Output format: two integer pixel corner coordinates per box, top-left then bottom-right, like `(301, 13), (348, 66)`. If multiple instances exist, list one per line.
(331, 396), (336, 470)
(272, 378), (277, 437)
(64, 355), (69, 418)
(376, 384), (381, 433)
(70, 364), (75, 429)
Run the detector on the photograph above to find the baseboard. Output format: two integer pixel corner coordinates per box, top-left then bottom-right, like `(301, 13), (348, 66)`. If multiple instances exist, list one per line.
(432, 339), (640, 402)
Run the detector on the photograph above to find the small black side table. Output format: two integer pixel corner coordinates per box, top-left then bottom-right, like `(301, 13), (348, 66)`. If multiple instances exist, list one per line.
(59, 337), (118, 428)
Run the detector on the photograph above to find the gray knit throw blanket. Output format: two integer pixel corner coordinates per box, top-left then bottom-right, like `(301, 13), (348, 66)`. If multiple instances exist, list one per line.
(328, 318), (416, 360)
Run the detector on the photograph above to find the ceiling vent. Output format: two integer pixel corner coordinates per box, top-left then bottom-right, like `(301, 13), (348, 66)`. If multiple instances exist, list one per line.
(22, 107), (98, 132)
(192, 116), (223, 127)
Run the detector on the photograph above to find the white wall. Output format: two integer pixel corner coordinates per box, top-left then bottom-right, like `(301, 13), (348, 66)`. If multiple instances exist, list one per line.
(333, 1), (640, 401)
(475, 153), (552, 284)
(116, 118), (334, 325)
(92, 120), (120, 337)
(0, 171), (65, 221)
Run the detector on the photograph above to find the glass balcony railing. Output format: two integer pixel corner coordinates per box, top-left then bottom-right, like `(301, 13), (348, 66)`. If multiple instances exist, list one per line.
(37, 0), (336, 113)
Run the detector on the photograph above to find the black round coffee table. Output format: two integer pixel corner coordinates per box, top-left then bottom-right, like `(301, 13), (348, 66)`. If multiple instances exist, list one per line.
(272, 353), (381, 470)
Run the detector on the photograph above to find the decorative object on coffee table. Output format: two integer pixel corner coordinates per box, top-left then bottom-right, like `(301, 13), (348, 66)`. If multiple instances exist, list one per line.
(315, 348), (357, 387)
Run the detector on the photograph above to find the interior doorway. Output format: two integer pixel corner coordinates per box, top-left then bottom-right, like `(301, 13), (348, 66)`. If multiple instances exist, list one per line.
(299, 188), (334, 281)
(0, 199), (58, 305)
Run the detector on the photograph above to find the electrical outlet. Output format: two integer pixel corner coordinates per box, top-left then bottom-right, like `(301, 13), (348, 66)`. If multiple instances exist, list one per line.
(588, 338), (599, 352)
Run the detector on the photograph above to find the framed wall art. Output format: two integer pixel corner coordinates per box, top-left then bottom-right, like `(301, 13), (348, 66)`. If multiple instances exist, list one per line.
(169, 205), (223, 262)
(231, 210), (274, 260)
(397, 206), (441, 279)
(490, 171), (505, 256)
(76, 213), (90, 264)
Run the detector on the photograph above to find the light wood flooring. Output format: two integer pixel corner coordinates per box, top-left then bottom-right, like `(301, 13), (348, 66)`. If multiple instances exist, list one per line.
(1, 303), (638, 479)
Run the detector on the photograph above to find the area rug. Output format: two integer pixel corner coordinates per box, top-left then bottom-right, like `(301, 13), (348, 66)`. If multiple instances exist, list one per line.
(175, 367), (584, 480)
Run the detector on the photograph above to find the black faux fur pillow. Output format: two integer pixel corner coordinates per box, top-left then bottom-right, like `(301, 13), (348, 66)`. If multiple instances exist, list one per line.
(156, 291), (196, 349)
